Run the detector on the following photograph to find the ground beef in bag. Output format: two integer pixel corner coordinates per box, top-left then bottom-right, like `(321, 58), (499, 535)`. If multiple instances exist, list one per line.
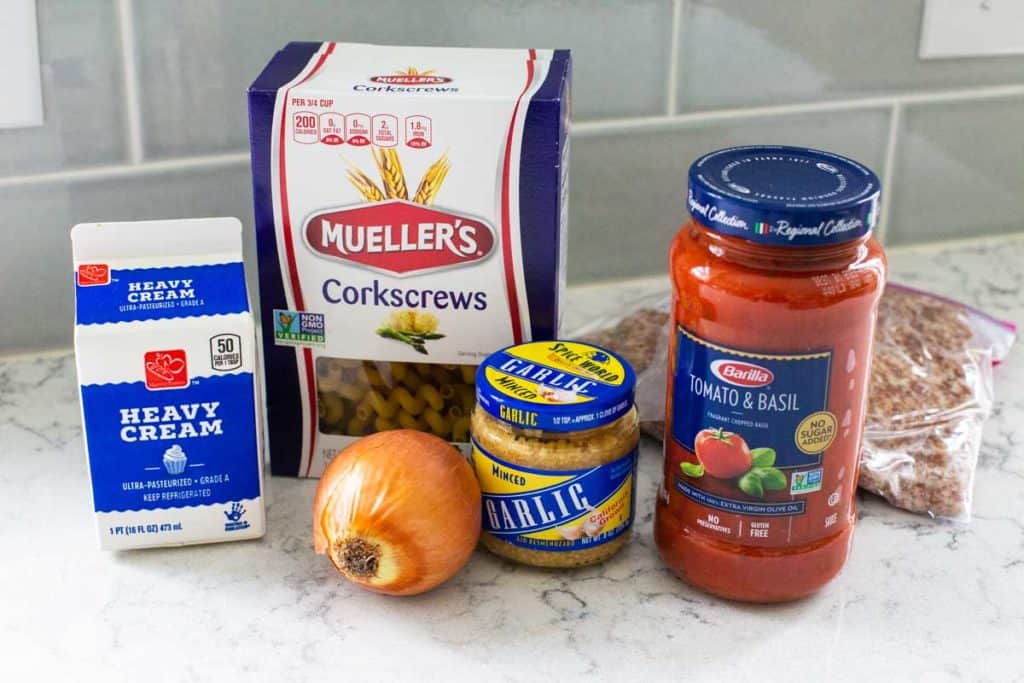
(859, 285), (1015, 519)
(576, 284), (1016, 520)
(578, 306), (669, 439)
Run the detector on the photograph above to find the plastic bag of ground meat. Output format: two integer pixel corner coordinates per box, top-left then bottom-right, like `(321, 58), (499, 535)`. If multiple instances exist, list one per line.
(571, 283), (1016, 521)
(572, 290), (671, 438)
(859, 284), (1016, 520)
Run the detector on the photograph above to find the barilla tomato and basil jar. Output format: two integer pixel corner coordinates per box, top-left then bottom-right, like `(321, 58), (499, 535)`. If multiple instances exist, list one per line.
(471, 341), (640, 568)
(72, 218), (265, 550)
(656, 146), (887, 602)
(248, 42), (570, 477)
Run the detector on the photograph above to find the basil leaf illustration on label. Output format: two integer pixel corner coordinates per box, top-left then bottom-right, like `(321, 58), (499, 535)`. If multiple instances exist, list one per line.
(680, 461), (705, 478)
(738, 471), (764, 498)
(750, 447), (776, 468)
(758, 467), (788, 491)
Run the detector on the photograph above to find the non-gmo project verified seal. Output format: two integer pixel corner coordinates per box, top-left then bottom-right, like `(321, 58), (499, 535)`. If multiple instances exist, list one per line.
(791, 468), (823, 494)
(273, 309), (325, 347)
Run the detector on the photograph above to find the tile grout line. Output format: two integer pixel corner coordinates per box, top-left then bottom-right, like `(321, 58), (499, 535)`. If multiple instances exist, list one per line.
(115, 0), (144, 164)
(883, 227), (1024, 254)
(0, 347), (75, 362)
(3, 230), (1024, 361)
(876, 103), (902, 244)
(0, 152), (251, 188)
(0, 80), (1021, 187)
(573, 82), (1024, 137)
(567, 229), (1024, 291)
(664, 0), (683, 116)
(567, 273), (669, 293)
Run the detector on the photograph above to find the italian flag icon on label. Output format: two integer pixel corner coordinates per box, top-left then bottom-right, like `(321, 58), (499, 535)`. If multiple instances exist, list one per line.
(754, 221), (770, 235)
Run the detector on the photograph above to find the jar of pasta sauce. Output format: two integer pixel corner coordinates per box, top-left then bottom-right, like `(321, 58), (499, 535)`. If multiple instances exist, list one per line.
(656, 146), (886, 602)
(471, 341), (640, 568)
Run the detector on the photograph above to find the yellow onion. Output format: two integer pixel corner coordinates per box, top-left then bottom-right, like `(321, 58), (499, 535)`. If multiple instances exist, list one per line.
(313, 430), (481, 595)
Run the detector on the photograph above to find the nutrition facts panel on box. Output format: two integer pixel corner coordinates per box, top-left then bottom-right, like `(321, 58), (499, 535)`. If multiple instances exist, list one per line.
(289, 97), (432, 148)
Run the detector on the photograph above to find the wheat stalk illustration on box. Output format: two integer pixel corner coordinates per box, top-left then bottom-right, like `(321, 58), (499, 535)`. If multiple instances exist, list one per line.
(347, 146), (452, 354)
(347, 146), (450, 206)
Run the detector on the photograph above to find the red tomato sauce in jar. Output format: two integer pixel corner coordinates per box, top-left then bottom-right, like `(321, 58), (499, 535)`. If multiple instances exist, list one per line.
(656, 146), (886, 603)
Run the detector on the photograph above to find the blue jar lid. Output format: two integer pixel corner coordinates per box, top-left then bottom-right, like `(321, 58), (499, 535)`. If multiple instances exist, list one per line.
(687, 145), (881, 247)
(475, 340), (636, 432)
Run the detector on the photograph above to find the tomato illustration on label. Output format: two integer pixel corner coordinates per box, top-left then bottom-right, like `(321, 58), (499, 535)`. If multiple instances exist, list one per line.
(680, 427), (789, 499)
(694, 428), (752, 478)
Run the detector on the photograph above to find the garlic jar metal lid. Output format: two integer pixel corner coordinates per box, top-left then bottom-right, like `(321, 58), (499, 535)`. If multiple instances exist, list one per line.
(687, 145), (881, 247)
(475, 340), (636, 432)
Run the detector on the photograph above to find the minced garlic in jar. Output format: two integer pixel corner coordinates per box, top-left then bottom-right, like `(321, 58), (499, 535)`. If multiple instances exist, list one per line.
(471, 340), (640, 568)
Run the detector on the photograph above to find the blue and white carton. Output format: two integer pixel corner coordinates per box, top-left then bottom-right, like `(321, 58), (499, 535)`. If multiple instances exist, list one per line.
(72, 218), (265, 549)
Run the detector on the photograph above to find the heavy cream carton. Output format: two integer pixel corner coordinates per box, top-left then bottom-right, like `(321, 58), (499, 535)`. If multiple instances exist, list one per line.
(248, 42), (570, 477)
(72, 218), (265, 549)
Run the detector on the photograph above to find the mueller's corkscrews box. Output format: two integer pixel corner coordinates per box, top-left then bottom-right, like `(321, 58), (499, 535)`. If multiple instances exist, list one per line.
(248, 42), (571, 477)
(72, 218), (265, 549)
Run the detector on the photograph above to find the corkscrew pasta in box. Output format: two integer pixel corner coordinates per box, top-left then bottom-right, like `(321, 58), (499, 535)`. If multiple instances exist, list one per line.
(248, 42), (570, 477)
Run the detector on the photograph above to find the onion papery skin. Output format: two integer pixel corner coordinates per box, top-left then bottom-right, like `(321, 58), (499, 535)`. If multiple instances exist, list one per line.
(313, 430), (481, 596)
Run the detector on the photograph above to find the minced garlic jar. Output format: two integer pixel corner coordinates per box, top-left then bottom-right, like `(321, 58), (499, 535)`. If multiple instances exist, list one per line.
(471, 340), (640, 568)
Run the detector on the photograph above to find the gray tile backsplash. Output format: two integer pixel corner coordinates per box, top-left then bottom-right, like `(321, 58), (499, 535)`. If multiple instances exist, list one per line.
(0, 163), (253, 352)
(568, 108), (891, 282)
(678, 0), (1024, 111)
(133, 0), (672, 157)
(0, 0), (126, 176)
(1, 0), (1022, 352)
(888, 96), (1024, 245)
(335, 0), (672, 120)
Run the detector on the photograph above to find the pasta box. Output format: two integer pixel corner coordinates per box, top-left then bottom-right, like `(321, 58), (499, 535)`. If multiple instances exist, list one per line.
(248, 42), (571, 477)
(72, 218), (265, 549)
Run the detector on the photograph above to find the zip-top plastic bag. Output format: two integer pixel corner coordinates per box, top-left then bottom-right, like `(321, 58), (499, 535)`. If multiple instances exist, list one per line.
(573, 283), (1016, 521)
(858, 284), (1016, 520)
(572, 290), (670, 439)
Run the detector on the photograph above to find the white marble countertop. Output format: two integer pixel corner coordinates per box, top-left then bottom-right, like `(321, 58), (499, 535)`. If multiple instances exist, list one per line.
(3, 235), (1023, 682)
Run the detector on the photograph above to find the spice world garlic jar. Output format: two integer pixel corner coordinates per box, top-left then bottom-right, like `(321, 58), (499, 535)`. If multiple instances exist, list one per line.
(471, 341), (640, 568)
